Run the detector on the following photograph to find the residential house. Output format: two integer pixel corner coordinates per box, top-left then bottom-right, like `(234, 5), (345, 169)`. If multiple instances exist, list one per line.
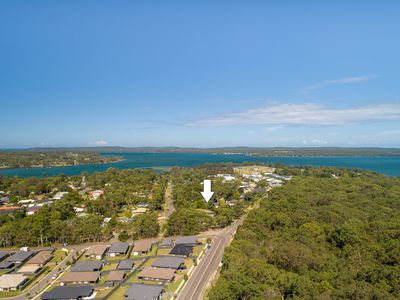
(26, 250), (53, 267)
(137, 267), (175, 282)
(71, 261), (103, 272)
(0, 261), (14, 269)
(5, 251), (35, 264)
(41, 286), (94, 300)
(89, 190), (104, 200)
(124, 283), (163, 300)
(175, 236), (198, 246)
(132, 240), (152, 256)
(85, 245), (109, 260)
(17, 264), (41, 274)
(59, 272), (101, 285)
(131, 207), (147, 216)
(0, 252), (9, 262)
(0, 274), (28, 292)
(159, 238), (173, 249)
(169, 244), (193, 257)
(105, 271), (125, 287)
(151, 257), (184, 270)
(107, 243), (129, 257)
(117, 260), (134, 270)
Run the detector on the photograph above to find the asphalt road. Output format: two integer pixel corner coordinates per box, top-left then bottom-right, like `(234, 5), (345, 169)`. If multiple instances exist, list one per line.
(177, 217), (244, 300)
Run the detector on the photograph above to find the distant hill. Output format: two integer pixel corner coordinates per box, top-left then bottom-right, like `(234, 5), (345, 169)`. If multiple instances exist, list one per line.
(1, 146), (400, 156)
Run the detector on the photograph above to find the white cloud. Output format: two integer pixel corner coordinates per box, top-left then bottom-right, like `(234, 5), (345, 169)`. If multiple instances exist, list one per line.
(89, 140), (108, 146)
(188, 103), (400, 127)
(301, 75), (379, 93)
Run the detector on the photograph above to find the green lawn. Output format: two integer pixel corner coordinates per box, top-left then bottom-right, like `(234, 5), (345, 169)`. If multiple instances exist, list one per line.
(165, 276), (184, 293)
(103, 262), (118, 271)
(156, 248), (170, 255)
(107, 285), (129, 300)
(192, 245), (204, 257)
(94, 288), (111, 298)
(49, 249), (68, 264)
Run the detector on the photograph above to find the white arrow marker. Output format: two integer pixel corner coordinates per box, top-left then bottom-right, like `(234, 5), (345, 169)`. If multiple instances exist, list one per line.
(201, 179), (214, 202)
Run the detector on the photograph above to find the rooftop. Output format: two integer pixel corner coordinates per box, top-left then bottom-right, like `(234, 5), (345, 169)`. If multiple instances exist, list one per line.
(117, 260), (134, 270)
(0, 274), (27, 289)
(175, 236), (198, 245)
(5, 251), (35, 263)
(17, 264), (41, 274)
(151, 257), (184, 270)
(85, 245), (109, 256)
(108, 242), (129, 254)
(60, 271), (101, 283)
(137, 267), (175, 281)
(71, 261), (102, 272)
(124, 283), (164, 300)
(41, 286), (94, 300)
(169, 244), (193, 257)
(132, 240), (153, 252)
(26, 250), (52, 265)
(106, 271), (125, 282)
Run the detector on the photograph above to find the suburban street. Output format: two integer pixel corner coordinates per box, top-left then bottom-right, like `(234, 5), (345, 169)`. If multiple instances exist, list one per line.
(177, 217), (245, 300)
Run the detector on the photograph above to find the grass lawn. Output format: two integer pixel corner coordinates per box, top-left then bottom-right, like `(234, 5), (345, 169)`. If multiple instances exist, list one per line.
(49, 249), (68, 265)
(192, 246), (204, 257)
(0, 291), (19, 298)
(156, 248), (170, 255)
(107, 254), (129, 261)
(103, 262), (118, 271)
(184, 258), (194, 269)
(94, 288), (111, 298)
(142, 258), (156, 268)
(107, 285), (129, 300)
(165, 276), (184, 293)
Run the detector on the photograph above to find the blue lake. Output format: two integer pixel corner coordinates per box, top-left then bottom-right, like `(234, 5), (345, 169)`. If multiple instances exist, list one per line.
(0, 152), (399, 177)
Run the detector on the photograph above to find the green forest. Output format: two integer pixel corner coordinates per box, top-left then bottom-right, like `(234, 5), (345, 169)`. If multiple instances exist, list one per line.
(0, 151), (122, 168)
(208, 168), (400, 299)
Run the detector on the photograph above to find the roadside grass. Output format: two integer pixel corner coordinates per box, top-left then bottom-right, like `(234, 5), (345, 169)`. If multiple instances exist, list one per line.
(49, 249), (68, 265)
(94, 288), (111, 298)
(0, 291), (19, 298)
(184, 258), (194, 269)
(165, 275), (183, 293)
(192, 246), (203, 257)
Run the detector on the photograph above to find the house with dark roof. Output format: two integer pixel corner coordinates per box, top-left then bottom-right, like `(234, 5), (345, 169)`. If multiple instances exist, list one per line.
(151, 257), (184, 270)
(0, 261), (14, 270)
(108, 243), (129, 257)
(175, 236), (198, 246)
(0, 252), (9, 263)
(159, 238), (173, 248)
(41, 286), (94, 300)
(117, 260), (134, 270)
(5, 251), (35, 264)
(71, 261), (103, 272)
(169, 244), (193, 257)
(124, 283), (163, 300)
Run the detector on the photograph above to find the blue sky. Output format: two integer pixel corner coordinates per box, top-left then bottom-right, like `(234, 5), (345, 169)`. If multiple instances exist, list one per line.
(1, 1), (399, 148)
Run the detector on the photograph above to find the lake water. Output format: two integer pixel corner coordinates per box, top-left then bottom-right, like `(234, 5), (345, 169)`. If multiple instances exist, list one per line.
(0, 152), (399, 177)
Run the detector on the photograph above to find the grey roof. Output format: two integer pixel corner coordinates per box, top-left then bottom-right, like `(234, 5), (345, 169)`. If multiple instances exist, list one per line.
(118, 260), (134, 270)
(0, 261), (14, 269)
(175, 236), (198, 245)
(151, 257), (184, 270)
(5, 251), (35, 263)
(41, 286), (94, 300)
(124, 283), (163, 300)
(71, 261), (102, 272)
(159, 238), (173, 247)
(108, 243), (129, 254)
(0, 252), (9, 262)
(169, 244), (193, 257)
